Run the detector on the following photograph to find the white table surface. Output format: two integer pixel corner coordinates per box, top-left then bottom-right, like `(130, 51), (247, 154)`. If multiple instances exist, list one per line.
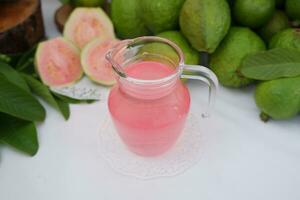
(1, 1), (300, 200)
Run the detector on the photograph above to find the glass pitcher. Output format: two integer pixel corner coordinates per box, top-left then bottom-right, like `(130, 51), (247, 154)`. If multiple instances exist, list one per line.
(106, 36), (218, 157)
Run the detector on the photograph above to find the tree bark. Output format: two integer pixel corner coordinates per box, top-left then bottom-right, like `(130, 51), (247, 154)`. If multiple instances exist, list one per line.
(0, 0), (45, 54)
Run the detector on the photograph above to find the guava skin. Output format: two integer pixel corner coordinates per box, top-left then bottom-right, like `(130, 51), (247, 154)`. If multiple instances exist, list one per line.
(269, 28), (300, 51)
(285, 0), (300, 21)
(210, 27), (266, 88)
(255, 76), (300, 120)
(259, 10), (290, 42)
(233, 0), (275, 28)
(179, 0), (231, 53)
(63, 7), (115, 49)
(111, 0), (150, 39)
(35, 37), (83, 87)
(81, 38), (118, 86)
(157, 31), (200, 65)
(138, 31), (200, 68)
(140, 0), (185, 34)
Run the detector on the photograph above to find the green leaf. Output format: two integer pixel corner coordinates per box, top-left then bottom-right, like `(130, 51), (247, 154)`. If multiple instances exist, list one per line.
(16, 58), (35, 75)
(15, 47), (37, 76)
(53, 93), (83, 104)
(16, 46), (36, 70)
(53, 93), (95, 104)
(240, 48), (300, 80)
(0, 54), (11, 63)
(0, 62), (30, 92)
(0, 114), (39, 156)
(55, 98), (70, 120)
(0, 74), (46, 121)
(22, 74), (70, 120)
(22, 74), (57, 106)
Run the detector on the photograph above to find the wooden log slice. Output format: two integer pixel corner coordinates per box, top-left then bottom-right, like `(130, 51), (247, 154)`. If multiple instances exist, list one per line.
(54, 4), (74, 33)
(0, 0), (45, 54)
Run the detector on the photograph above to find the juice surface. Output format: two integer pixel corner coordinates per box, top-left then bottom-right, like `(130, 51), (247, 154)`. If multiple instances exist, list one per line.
(124, 61), (176, 80)
(108, 61), (190, 156)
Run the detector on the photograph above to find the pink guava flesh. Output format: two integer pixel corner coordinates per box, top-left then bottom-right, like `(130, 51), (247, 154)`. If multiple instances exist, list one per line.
(83, 40), (118, 85)
(74, 14), (105, 48)
(36, 38), (82, 87)
(64, 8), (115, 49)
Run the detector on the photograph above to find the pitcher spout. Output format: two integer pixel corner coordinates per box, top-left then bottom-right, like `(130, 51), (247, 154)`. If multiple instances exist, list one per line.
(105, 40), (131, 78)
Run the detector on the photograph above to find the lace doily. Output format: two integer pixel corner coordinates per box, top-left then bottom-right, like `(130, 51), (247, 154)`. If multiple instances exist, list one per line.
(50, 77), (107, 100)
(98, 113), (206, 179)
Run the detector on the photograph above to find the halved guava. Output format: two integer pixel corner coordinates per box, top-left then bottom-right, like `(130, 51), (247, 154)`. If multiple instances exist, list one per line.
(63, 7), (115, 49)
(81, 38), (119, 86)
(35, 37), (83, 87)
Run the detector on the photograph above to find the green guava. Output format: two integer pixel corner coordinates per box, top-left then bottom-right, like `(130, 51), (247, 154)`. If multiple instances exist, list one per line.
(81, 38), (118, 86)
(64, 7), (115, 49)
(139, 42), (179, 66)
(269, 28), (300, 51)
(255, 76), (300, 121)
(111, 0), (150, 39)
(179, 0), (231, 53)
(233, 0), (275, 28)
(71, 0), (104, 7)
(210, 27), (266, 88)
(259, 10), (290, 42)
(157, 31), (200, 65)
(285, 0), (300, 21)
(139, 31), (200, 66)
(141, 0), (185, 34)
(35, 37), (83, 87)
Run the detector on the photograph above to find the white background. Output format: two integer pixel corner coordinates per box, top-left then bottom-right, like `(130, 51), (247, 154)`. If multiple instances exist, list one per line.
(1, 1), (300, 199)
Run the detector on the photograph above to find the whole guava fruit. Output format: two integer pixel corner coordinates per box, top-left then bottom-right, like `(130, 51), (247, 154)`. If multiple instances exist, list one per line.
(111, 0), (150, 39)
(259, 10), (290, 42)
(140, 0), (185, 34)
(157, 31), (200, 65)
(138, 31), (200, 67)
(210, 27), (266, 88)
(255, 76), (300, 121)
(180, 0), (231, 53)
(285, 0), (300, 21)
(269, 28), (300, 51)
(233, 0), (275, 28)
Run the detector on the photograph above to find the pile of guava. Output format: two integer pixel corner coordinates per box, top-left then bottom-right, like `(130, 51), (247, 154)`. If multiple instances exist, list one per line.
(206, 0), (300, 121)
(109, 0), (300, 121)
(40, 0), (300, 121)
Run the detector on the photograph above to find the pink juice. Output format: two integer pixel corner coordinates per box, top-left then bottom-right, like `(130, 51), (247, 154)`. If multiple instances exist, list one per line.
(108, 61), (190, 157)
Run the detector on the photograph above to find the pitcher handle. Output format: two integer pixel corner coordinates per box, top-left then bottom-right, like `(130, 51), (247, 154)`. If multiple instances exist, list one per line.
(181, 65), (219, 118)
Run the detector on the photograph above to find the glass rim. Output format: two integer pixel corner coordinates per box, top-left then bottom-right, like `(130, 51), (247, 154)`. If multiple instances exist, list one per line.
(106, 36), (185, 84)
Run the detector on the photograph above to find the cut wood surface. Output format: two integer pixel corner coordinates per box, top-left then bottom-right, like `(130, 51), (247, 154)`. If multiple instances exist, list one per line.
(55, 4), (74, 33)
(0, 0), (45, 54)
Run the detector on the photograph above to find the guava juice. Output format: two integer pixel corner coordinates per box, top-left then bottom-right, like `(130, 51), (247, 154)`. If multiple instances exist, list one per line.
(108, 61), (190, 157)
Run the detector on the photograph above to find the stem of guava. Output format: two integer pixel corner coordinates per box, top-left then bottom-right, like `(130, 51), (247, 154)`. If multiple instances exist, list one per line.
(200, 52), (209, 67)
(260, 112), (270, 122)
